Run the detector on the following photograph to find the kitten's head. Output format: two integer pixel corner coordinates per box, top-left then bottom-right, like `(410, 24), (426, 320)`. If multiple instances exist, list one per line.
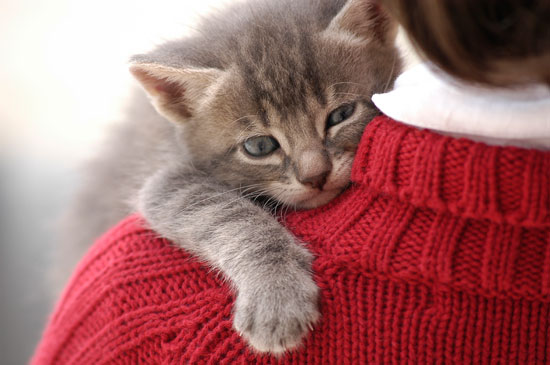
(130, 0), (399, 209)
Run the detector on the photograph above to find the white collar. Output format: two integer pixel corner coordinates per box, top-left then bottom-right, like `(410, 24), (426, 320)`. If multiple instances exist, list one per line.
(372, 63), (550, 149)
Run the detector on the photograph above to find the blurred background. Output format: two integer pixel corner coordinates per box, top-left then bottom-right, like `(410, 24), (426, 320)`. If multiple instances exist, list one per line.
(0, 0), (230, 363)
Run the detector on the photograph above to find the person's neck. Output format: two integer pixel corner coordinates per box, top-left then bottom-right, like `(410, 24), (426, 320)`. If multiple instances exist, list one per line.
(372, 63), (550, 150)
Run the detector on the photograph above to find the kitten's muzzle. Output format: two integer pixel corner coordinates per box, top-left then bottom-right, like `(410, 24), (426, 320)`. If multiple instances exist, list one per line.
(295, 149), (332, 190)
(299, 170), (329, 191)
(295, 187), (344, 209)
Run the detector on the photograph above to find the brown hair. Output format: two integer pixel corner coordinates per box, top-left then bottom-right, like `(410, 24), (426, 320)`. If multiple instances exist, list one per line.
(380, 0), (550, 87)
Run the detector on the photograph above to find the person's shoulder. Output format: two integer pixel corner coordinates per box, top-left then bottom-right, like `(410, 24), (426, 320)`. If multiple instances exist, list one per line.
(69, 214), (188, 282)
(32, 215), (235, 364)
(67, 214), (225, 298)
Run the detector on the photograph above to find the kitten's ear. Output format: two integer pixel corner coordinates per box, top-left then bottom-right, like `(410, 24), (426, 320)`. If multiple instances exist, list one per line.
(129, 62), (223, 123)
(326, 0), (396, 45)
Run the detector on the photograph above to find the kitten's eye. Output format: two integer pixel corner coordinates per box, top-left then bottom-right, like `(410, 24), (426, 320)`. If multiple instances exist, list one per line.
(326, 103), (356, 129)
(243, 136), (280, 157)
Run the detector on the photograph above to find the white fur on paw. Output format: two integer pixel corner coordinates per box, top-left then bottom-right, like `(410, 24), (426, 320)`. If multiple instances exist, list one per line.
(233, 277), (320, 355)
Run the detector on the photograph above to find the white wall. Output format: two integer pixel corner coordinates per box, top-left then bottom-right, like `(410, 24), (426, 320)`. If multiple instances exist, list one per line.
(0, 0), (233, 164)
(0, 1), (229, 363)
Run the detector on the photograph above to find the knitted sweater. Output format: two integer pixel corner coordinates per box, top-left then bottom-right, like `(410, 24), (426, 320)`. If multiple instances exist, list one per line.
(32, 116), (550, 364)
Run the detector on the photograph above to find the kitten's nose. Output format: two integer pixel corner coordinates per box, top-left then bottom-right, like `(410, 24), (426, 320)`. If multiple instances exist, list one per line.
(296, 150), (332, 190)
(300, 171), (330, 190)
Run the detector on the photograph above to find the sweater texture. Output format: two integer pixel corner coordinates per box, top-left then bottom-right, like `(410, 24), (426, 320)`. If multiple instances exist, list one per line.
(32, 116), (550, 364)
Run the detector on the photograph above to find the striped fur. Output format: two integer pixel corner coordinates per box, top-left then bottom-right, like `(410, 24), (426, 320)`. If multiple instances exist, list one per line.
(62, 0), (400, 354)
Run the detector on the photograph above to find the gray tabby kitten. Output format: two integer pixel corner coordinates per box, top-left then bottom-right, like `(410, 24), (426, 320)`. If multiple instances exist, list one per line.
(63, 0), (399, 354)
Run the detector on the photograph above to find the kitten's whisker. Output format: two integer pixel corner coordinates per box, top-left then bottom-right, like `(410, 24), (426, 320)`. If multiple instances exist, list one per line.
(329, 81), (365, 88)
(239, 184), (264, 194)
(229, 115), (259, 127)
(262, 193), (279, 211)
(333, 92), (369, 98)
(232, 122), (263, 150)
(214, 194), (259, 212)
(218, 185), (277, 211)
(383, 54), (398, 94)
(182, 184), (263, 211)
(271, 192), (290, 216)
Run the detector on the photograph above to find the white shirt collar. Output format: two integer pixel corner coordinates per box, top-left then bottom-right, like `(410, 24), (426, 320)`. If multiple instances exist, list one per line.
(372, 63), (550, 149)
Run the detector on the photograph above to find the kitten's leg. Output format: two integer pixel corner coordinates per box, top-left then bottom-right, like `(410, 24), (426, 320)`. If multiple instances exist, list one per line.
(139, 164), (320, 354)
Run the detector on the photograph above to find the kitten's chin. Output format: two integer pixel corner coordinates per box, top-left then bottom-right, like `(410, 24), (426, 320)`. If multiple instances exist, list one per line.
(295, 188), (343, 210)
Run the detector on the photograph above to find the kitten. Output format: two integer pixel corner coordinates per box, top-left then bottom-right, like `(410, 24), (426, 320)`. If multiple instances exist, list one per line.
(62, 0), (399, 354)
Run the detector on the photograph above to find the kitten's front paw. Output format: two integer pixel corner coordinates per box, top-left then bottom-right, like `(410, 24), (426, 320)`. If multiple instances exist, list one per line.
(233, 269), (320, 355)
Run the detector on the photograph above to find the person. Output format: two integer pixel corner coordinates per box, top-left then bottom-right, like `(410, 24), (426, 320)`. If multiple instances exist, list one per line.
(32, 0), (550, 363)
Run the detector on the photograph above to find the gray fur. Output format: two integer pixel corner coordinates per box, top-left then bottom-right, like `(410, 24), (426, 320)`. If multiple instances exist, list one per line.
(60, 0), (400, 354)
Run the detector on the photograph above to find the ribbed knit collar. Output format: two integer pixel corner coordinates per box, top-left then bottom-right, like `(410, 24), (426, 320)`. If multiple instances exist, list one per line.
(352, 116), (550, 227)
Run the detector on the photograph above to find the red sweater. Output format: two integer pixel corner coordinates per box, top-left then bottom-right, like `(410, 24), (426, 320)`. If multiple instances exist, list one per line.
(32, 116), (550, 364)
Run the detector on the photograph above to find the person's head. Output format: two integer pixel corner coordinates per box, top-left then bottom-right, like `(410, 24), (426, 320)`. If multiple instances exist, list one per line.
(380, 0), (550, 87)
